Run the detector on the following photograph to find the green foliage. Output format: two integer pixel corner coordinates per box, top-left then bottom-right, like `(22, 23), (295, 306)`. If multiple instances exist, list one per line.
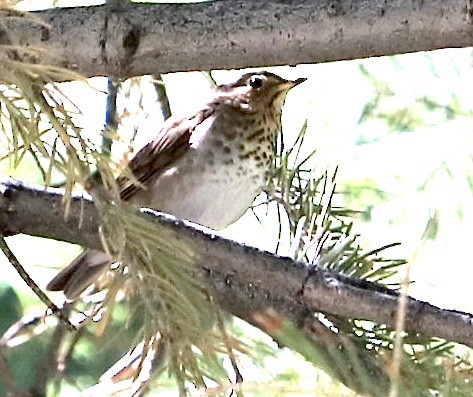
(0, 283), (21, 336)
(0, 7), (221, 395)
(261, 64), (473, 395)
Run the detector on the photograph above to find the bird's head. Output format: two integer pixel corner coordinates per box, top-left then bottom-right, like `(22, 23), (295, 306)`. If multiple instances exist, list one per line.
(216, 71), (306, 113)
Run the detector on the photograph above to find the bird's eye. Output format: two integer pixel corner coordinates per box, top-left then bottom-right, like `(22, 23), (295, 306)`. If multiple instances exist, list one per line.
(249, 76), (264, 89)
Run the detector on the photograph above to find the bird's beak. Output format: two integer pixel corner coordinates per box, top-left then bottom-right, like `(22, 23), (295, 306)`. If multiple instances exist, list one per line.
(279, 77), (307, 91)
(291, 77), (307, 86)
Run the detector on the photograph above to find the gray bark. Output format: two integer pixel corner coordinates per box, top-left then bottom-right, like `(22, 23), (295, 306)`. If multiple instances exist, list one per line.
(1, 178), (473, 348)
(2, 0), (473, 79)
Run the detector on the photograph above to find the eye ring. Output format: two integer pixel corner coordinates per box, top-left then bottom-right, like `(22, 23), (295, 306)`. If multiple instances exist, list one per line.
(249, 76), (264, 89)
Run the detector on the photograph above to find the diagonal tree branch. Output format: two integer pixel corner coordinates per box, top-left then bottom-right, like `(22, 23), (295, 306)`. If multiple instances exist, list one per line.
(0, 237), (75, 330)
(2, 0), (472, 79)
(0, 178), (473, 348)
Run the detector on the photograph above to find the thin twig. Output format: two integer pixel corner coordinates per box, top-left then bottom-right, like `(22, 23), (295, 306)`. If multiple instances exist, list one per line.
(152, 74), (172, 121)
(103, 78), (119, 155)
(55, 326), (84, 391)
(32, 305), (72, 396)
(389, 228), (428, 397)
(215, 308), (243, 396)
(0, 236), (75, 331)
(28, 146), (48, 183)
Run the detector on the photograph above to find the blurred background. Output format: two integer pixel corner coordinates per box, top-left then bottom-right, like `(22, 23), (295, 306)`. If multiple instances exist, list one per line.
(1, 0), (473, 395)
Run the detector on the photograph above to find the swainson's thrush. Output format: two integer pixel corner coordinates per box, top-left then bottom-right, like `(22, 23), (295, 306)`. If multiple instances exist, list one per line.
(47, 71), (306, 298)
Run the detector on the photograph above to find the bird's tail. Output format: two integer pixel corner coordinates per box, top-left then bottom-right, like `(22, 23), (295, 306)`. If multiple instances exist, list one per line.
(46, 249), (111, 299)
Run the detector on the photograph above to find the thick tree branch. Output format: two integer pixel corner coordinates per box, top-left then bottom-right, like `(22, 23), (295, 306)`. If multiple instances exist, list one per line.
(0, 178), (473, 348)
(3, 0), (473, 79)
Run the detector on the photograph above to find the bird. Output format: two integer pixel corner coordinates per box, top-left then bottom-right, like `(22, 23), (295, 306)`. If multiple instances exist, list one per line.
(46, 71), (306, 299)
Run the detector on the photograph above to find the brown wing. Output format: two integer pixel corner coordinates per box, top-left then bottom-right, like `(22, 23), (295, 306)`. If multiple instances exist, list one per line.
(118, 106), (215, 201)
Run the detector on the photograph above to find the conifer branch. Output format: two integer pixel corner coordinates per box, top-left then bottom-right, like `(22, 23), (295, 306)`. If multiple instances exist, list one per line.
(0, 178), (472, 349)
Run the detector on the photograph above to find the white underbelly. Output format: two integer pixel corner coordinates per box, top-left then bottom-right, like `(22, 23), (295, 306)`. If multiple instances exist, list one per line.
(130, 161), (267, 230)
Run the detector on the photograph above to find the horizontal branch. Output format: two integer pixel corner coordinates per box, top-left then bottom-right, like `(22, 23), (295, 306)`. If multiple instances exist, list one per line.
(3, 0), (473, 78)
(1, 178), (473, 348)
